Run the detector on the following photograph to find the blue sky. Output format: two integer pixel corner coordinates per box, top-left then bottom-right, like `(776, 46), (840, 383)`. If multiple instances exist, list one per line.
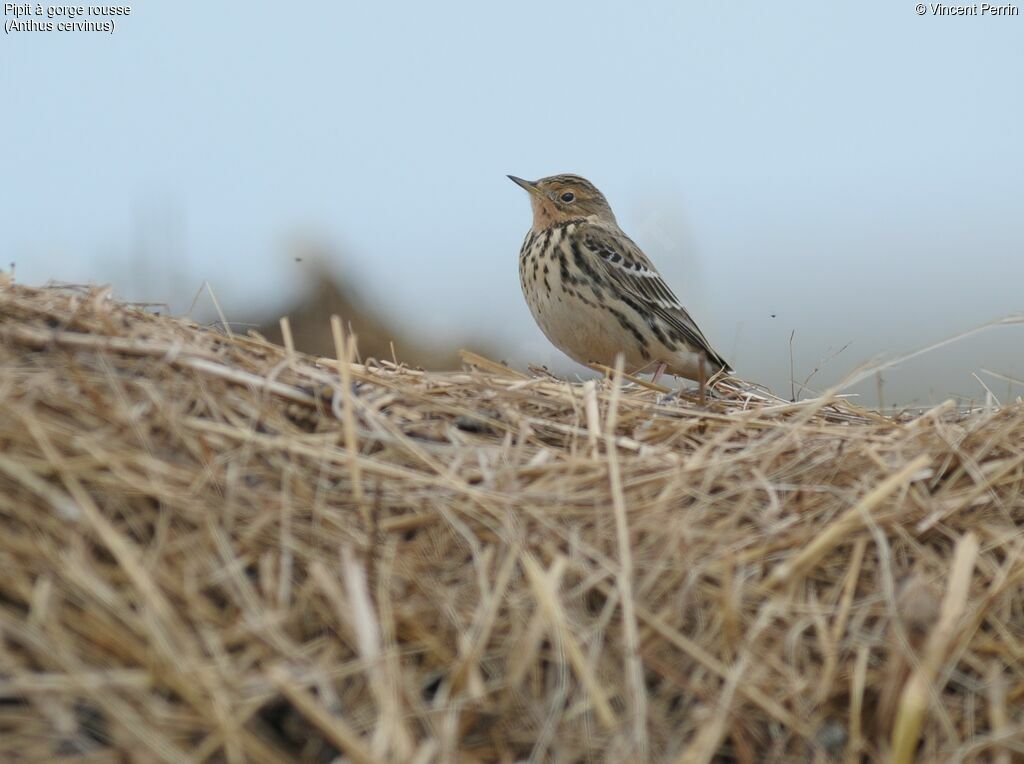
(4, 1), (1023, 405)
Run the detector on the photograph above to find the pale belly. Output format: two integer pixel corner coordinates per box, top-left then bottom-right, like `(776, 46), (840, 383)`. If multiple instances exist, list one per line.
(518, 225), (707, 378)
(527, 284), (652, 370)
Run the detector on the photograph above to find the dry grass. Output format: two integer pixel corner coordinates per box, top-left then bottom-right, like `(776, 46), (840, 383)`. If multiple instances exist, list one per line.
(0, 280), (1022, 763)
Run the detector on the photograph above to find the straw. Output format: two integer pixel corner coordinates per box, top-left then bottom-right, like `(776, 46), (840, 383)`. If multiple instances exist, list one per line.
(0, 282), (1021, 762)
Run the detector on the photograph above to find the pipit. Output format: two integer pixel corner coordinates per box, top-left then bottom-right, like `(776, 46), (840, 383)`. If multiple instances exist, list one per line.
(509, 173), (730, 384)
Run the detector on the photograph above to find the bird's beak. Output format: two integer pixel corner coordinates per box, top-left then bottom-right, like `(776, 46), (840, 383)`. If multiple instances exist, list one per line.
(508, 175), (542, 197)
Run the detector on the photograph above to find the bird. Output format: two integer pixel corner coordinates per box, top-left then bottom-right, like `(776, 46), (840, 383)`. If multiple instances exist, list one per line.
(508, 173), (730, 384)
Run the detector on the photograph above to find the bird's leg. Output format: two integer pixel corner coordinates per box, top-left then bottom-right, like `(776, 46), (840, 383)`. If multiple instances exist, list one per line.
(698, 358), (707, 406)
(651, 362), (667, 386)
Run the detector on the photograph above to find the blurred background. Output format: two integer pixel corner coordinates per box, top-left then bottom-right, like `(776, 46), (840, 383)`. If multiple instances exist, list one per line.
(4, 1), (1022, 408)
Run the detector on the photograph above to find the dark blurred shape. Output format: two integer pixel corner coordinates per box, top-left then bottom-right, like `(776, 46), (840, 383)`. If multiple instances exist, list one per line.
(256, 245), (480, 369)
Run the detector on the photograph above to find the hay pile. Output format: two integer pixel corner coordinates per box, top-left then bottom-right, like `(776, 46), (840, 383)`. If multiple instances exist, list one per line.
(0, 280), (1021, 764)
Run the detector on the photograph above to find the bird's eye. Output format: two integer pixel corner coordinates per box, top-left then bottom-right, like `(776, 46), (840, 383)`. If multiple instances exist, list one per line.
(560, 192), (576, 203)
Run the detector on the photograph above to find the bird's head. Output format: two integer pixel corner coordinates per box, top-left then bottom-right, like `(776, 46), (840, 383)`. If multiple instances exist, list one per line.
(508, 174), (616, 230)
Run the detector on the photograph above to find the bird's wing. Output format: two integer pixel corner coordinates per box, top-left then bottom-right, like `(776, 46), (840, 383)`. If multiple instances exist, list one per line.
(578, 221), (730, 370)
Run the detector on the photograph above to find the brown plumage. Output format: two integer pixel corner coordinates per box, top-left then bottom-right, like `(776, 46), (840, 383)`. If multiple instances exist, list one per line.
(509, 173), (730, 382)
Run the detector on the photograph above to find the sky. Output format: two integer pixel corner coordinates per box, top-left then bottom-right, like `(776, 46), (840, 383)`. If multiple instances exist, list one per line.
(4, 0), (1023, 407)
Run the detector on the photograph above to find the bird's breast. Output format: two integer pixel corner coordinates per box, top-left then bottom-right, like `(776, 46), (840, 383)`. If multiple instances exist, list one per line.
(518, 224), (652, 370)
